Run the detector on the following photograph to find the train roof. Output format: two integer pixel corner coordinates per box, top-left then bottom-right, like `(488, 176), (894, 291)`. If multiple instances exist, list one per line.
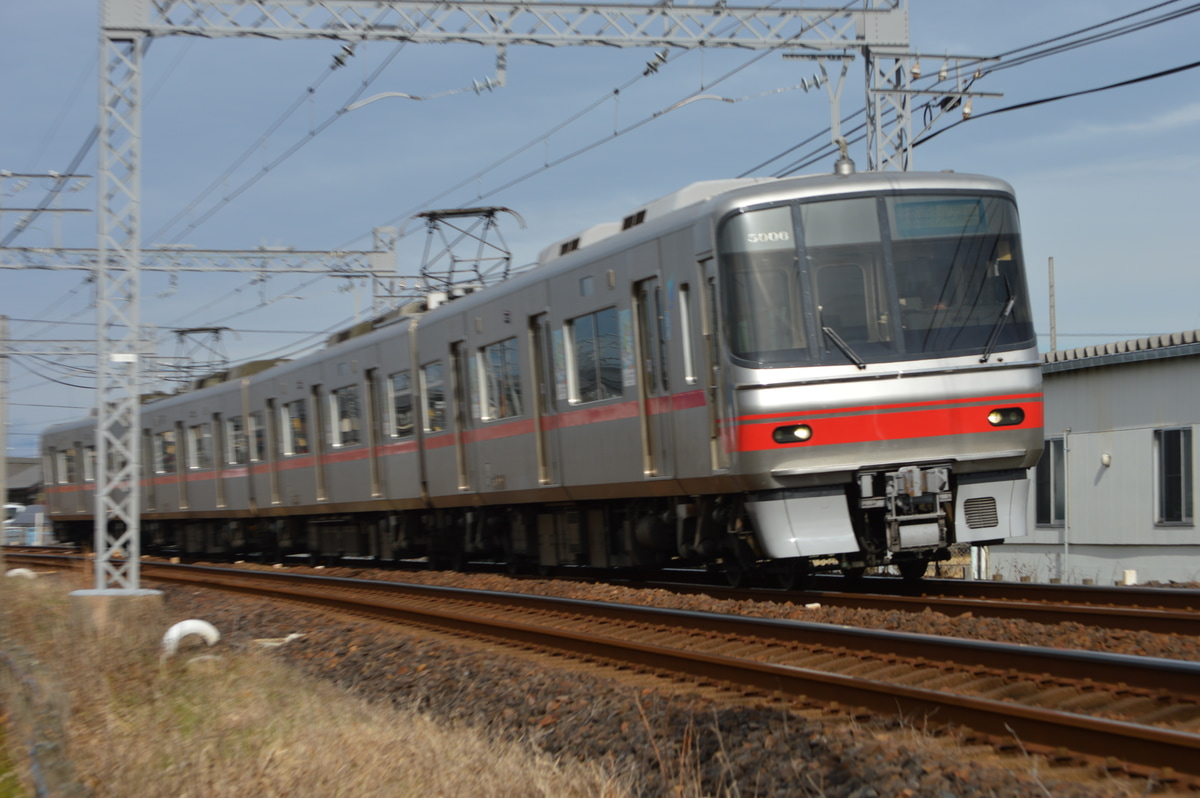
(535, 169), (1015, 269)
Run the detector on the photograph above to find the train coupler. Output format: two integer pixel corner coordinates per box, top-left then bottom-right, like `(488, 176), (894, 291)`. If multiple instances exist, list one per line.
(859, 465), (952, 552)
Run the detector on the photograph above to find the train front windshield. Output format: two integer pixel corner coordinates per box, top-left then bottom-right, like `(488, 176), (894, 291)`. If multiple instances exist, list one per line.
(719, 192), (1035, 367)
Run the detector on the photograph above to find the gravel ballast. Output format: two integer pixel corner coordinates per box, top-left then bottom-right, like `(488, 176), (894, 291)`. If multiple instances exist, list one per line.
(154, 566), (1191, 797)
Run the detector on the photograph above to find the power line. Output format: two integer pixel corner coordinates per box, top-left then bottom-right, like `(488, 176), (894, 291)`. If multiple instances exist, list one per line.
(8, 403), (90, 409)
(743, 0), (1200, 180)
(336, 0), (858, 251)
(913, 58), (1200, 149)
(9, 357), (94, 391)
(2, 317), (327, 335)
(148, 42), (406, 245)
(985, 2), (1200, 73)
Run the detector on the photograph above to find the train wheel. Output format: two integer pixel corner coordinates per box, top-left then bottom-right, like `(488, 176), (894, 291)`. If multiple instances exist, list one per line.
(842, 566), (866, 582)
(722, 560), (748, 588)
(898, 557), (930, 581)
(772, 559), (811, 591)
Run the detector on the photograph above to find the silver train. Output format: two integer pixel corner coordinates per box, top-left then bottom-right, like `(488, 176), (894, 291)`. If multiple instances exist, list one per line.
(43, 168), (1043, 583)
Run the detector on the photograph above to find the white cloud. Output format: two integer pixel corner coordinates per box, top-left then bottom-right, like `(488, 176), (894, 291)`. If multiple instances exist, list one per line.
(1018, 101), (1200, 150)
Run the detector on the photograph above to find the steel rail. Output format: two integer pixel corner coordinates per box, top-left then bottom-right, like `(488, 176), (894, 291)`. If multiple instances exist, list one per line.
(10, 551), (1200, 634)
(769, 588), (1200, 636)
(813, 573), (1200, 610)
(10, 554), (1200, 779)
(633, 575), (1200, 635)
(10, 554), (1200, 697)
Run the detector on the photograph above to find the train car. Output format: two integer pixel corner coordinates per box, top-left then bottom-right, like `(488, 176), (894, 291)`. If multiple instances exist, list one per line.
(43, 166), (1042, 583)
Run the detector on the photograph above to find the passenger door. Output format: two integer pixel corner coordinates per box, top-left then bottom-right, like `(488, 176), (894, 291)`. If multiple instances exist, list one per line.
(634, 276), (673, 477)
(529, 313), (560, 486)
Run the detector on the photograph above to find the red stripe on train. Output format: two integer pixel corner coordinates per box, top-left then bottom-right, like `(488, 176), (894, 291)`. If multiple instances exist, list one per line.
(734, 398), (1043, 452)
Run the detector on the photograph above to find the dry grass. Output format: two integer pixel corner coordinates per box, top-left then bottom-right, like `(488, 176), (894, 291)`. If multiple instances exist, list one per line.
(0, 576), (630, 798)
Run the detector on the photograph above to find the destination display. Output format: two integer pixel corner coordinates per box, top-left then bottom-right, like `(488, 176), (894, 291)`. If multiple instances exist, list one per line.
(892, 197), (988, 238)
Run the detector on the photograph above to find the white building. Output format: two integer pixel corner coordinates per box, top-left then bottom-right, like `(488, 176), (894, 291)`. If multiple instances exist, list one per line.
(989, 331), (1200, 585)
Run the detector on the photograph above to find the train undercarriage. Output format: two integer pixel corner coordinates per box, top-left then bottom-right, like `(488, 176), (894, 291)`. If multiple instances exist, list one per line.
(53, 467), (984, 586)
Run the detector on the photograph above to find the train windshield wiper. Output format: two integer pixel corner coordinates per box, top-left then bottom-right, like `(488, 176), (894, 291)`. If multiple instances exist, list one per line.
(979, 276), (1016, 363)
(821, 319), (866, 370)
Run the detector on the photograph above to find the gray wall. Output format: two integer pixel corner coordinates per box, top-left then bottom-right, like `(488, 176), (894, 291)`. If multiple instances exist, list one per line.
(989, 352), (1200, 585)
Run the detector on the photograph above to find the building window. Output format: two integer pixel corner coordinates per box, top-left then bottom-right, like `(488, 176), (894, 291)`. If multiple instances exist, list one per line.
(330, 385), (362, 447)
(188, 423), (213, 470)
(568, 306), (621, 403)
(281, 399), (309, 456)
(480, 337), (523, 420)
(422, 362), (445, 432)
(1156, 427), (1193, 525)
(1035, 437), (1065, 527)
(388, 370), (414, 438)
(154, 431), (177, 475)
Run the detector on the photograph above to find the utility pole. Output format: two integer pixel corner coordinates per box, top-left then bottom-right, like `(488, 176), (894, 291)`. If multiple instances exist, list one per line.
(1, 316), (7, 519)
(1048, 256), (1058, 352)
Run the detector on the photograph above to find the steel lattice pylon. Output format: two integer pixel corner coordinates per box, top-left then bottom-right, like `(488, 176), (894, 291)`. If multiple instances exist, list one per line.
(95, 31), (144, 589)
(94, 0), (919, 588)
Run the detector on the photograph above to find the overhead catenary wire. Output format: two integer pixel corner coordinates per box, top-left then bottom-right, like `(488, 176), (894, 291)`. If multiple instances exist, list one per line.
(743, 0), (1200, 180)
(2, 317), (326, 335)
(142, 0), (1192, 342)
(983, 1), (1200, 73)
(149, 42), (408, 246)
(334, 0), (860, 251)
(165, 0), (851, 331)
(912, 58), (1200, 149)
(6, 0), (1194, 394)
(8, 357), (94, 391)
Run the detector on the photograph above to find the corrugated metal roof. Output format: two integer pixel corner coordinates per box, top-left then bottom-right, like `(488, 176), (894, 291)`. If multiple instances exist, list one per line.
(1042, 330), (1200, 373)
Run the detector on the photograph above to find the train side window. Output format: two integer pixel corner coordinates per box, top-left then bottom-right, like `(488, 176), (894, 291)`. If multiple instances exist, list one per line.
(480, 337), (523, 421)
(55, 449), (70, 484)
(249, 411), (266, 462)
(567, 307), (621, 404)
(227, 416), (247, 465)
(83, 446), (96, 482)
(154, 430), (177, 474)
(330, 385), (362, 447)
(422, 362), (445, 432)
(679, 283), (696, 384)
(188, 423), (213, 470)
(281, 399), (309, 456)
(388, 370), (414, 438)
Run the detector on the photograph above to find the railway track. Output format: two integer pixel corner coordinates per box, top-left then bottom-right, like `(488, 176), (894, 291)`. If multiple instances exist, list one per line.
(643, 574), (1200, 636)
(10, 553), (1199, 786)
(7, 549), (1199, 635)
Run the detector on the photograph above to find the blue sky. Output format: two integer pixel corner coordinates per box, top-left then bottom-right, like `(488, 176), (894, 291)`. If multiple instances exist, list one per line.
(3, 0), (1199, 454)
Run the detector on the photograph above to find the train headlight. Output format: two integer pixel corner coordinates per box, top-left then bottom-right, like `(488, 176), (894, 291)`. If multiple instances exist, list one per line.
(987, 407), (1025, 426)
(773, 424), (813, 444)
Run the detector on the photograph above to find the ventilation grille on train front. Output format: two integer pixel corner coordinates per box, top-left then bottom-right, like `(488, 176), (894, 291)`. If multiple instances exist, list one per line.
(963, 497), (999, 529)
